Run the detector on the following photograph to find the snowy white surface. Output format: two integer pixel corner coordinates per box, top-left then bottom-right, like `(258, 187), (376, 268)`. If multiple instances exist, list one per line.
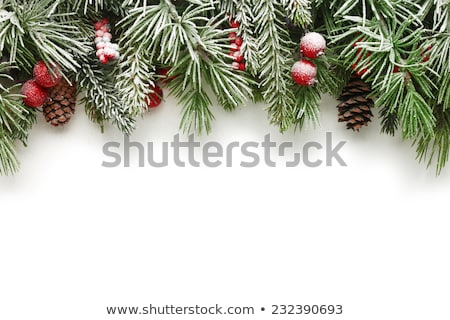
(1, 95), (449, 320)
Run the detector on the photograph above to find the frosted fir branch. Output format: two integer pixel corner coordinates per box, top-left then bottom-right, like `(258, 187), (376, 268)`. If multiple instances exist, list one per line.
(281, 0), (312, 28)
(77, 55), (135, 134)
(118, 1), (212, 64)
(293, 86), (321, 130)
(0, 63), (37, 142)
(68, 0), (106, 13)
(234, 0), (259, 76)
(0, 135), (19, 175)
(420, 0), (449, 31)
(199, 15), (253, 110)
(329, 0), (422, 23)
(168, 14), (253, 134)
(217, 0), (237, 17)
(254, 0), (297, 132)
(115, 48), (155, 117)
(215, 0), (259, 75)
(0, 62), (36, 175)
(0, 0), (91, 74)
(414, 108), (450, 175)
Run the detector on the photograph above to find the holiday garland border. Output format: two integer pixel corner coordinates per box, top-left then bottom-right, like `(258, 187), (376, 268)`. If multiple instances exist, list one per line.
(0, 0), (449, 175)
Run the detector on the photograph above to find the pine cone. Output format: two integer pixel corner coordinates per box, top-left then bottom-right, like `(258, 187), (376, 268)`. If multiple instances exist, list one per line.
(43, 79), (77, 127)
(337, 74), (374, 131)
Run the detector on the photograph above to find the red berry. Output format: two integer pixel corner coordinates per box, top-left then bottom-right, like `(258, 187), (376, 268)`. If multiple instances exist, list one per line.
(94, 21), (103, 30)
(393, 66), (400, 73)
(101, 18), (109, 25)
(235, 37), (243, 47)
(146, 85), (163, 109)
(232, 62), (240, 70)
(230, 43), (239, 51)
(291, 60), (317, 86)
(229, 19), (240, 28)
(239, 63), (246, 71)
(96, 49), (104, 57)
(21, 80), (48, 108)
(33, 61), (62, 88)
(233, 51), (244, 62)
(229, 32), (237, 42)
(99, 55), (109, 64)
(300, 32), (327, 59)
(100, 25), (109, 33)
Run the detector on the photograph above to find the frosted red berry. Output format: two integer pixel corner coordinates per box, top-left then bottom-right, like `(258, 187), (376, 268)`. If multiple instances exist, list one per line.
(292, 60), (317, 86)
(94, 21), (103, 30)
(33, 61), (62, 88)
(233, 51), (244, 62)
(99, 55), (108, 64)
(300, 32), (327, 59)
(229, 19), (240, 28)
(21, 80), (48, 108)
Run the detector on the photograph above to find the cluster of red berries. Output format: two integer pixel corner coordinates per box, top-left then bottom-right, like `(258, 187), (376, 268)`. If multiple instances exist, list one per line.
(228, 19), (245, 71)
(21, 61), (62, 108)
(291, 32), (327, 86)
(94, 18), (120, 64)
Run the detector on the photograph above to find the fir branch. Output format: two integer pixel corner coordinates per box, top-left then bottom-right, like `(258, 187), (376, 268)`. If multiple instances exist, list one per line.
(329, 0), (422, 22)
(118, 0), (212, 65)
(200, 15), (253, 111)
(67, 0), (126, 14)
(254, 0), (297, 132)
(116, 47), (155, 117)
(234, 0), (259, 76)
(0, 62), (36, 175)
(215, 0), (260, 75)
(380, 105), (399, 136)
(116, 0), (212, 116)
(168, 14), (253, 133)
(1, 0), (90, 72)
(0, 84), (36, 142)
(76, 54), (135, 134)
(282, 0), (312, 28)
(293, 85), (321, 130)
(398, 87), (435, 139)
(217, 0), (237, 17)
(0, 134), (19, 175)
(429, 31), (450, 108)
(168, 52), (214, 134)
(315, 54), (344, 97)
(415, 108), (450, 175)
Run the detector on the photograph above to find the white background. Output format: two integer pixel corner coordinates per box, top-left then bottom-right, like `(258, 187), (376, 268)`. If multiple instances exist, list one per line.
(1, 94), (449, 320)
